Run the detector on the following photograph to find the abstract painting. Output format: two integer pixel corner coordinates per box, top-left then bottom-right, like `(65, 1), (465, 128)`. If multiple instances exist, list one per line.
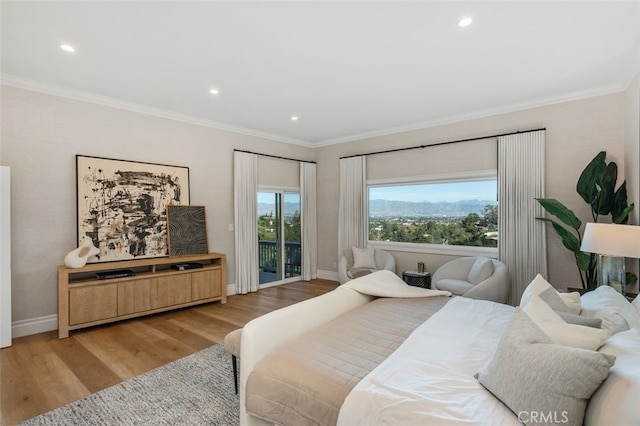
(167, 206), (208, 257)
(76, 155), (190, 263)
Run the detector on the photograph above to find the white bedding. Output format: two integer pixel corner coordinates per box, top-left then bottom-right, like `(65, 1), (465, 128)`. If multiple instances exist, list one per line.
(337, 297), (521, 425)
(341, 270), (451, 298)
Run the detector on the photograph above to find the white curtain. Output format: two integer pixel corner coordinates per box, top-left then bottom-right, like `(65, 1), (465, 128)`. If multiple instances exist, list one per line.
(338, 156), (367, 255)
(234, 151), (259, 294)
(300, 162), (317, 280)
(498, 130), (547, 306)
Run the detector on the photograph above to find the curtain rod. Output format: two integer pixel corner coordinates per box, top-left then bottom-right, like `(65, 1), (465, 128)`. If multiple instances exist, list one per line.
(234, 149), (316, 164)
(339, 128), (546, 159)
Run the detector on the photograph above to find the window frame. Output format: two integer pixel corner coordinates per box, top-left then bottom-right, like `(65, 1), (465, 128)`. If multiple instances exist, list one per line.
(367, 169), (499, 257)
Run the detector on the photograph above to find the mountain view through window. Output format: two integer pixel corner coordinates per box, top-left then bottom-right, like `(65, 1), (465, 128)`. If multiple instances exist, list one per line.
(369, 180), (498, 247)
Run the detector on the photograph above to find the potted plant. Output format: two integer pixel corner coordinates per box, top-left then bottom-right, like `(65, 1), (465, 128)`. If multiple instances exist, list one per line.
(536, 151), (636, 290)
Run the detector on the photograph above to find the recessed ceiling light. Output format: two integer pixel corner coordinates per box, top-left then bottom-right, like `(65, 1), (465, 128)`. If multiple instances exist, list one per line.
(209, 88), (219, 95)
(291, 115), (299, 121)
(60, 44), (75, 53)
(458, 17), (473, 27)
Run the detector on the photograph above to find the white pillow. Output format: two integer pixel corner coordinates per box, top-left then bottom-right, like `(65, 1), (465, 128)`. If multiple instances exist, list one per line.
(520, 274), (581, 314)
(352, 246), (376, 269)
(467, 257), (494, 284)
(580, 286), (640, 333)
(585, 328), (640, 426)
(522, 296), (611, 350)
(632, 294), (640, 315)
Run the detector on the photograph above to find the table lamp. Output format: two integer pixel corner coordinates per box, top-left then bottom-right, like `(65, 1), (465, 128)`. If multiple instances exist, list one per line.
(580, 223), (640, 294)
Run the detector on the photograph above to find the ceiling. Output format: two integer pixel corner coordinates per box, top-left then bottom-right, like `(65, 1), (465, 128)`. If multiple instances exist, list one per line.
(2, 1), (639, 146)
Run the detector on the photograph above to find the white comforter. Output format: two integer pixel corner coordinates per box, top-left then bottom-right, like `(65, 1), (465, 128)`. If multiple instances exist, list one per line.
(337, 297), (521, 425)
(342, 270), (451, 298)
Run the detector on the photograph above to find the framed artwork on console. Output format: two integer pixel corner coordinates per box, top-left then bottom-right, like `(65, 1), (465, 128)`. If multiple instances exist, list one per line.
(166, 205), (208, 257)
(76, 155), (190, 263)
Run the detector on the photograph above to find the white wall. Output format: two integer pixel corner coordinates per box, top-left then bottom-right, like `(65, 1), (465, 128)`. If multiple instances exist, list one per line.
(624, 71), (640, 292)
(0, 85), (314, 336)
(0, 166), (11, 347)
(316, 93), (627, 291)
(1, 83), (636, 337)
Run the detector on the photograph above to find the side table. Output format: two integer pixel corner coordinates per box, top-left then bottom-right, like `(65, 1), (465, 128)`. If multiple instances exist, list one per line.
(402, 270), (431, 289)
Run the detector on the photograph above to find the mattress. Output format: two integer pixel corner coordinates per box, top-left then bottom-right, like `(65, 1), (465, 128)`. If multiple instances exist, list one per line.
(245, 295), (450, 426)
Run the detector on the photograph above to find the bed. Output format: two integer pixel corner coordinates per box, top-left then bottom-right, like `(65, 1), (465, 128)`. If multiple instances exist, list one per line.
(240, 270), (640, 426)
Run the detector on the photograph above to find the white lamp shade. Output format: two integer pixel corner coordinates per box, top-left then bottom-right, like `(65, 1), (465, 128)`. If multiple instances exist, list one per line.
(580, 223), (640, 258)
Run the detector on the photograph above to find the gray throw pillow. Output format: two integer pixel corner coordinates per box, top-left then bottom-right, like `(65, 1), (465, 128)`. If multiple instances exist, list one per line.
(476, 309), (615, 426)
(538, 287), (572, 313)
(538, 288), (602, 328)
(556, 311), (602, 328)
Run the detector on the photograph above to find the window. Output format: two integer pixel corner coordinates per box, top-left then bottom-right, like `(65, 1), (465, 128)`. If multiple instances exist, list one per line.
(368, 171), (498, 254)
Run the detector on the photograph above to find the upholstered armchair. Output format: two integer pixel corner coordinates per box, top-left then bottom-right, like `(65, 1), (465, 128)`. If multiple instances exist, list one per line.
(431, 256), (509, 303)
(338, 247), (396, 284)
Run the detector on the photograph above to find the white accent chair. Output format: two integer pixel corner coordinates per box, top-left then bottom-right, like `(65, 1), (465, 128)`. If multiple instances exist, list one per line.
(432, 256), (509, 303)
(338, 248), (396, 284)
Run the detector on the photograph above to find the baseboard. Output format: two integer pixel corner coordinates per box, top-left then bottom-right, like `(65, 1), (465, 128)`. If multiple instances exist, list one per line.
(227, 283), (237, 296)
(12, 314), (58, 338)
(317, 269), (339, 282)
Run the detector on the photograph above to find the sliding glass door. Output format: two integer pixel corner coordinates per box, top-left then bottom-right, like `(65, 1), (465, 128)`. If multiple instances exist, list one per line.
(258, 191), (301, 285)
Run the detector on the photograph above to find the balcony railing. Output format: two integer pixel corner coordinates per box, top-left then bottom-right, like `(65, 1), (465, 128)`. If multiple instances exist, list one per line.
(258, 240), (302, 280)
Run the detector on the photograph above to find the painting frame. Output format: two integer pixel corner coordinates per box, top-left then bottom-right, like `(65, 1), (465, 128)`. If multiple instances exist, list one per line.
(166, 205), (209, 257)
(76, 155), (190, 263)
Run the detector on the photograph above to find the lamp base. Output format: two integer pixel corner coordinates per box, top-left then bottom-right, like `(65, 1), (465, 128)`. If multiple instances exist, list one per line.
(597, 254), (626, 294)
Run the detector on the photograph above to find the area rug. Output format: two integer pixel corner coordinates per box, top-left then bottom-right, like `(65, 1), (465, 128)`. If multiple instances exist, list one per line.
(21, 343), (239, 425)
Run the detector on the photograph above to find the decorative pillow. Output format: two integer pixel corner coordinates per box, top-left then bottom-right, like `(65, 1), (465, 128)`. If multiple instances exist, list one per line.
(352, 246), (376, 269)
(580, 286), (640, 333)
(585, 328), (640, 426)
(477, 309), (615, 426)
(555, 311), (602, 328)
(536, 287), (601, 327)
(633, 295), (640, 315)
(522, 296), (611, 350)
(520, 274), (581, 314)
(467, 257), (494, 284)
(558, 291), (582, 315)
(538, 287), (572, 312)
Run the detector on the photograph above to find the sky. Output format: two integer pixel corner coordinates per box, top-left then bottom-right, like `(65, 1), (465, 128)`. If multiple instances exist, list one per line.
(257, 192), (300, 205)
(256, 181), (496, 205)
(369, 180), (497, 203)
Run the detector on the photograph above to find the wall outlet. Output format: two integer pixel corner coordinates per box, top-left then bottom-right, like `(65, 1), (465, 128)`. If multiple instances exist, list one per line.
(228, 223), (234, 232)
(332, 262), (337, 269)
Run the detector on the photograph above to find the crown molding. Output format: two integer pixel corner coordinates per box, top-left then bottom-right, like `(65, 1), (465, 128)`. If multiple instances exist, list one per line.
(314, 83), (628, 147)
(1, 74), (631, 149)
(0, 75), (314, 147)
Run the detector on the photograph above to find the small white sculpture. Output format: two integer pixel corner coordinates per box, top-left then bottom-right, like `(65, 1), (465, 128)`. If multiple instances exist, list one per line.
(64, 238), (100, 268)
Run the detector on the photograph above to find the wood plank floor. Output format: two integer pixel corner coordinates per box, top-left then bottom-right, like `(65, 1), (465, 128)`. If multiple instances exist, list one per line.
(0, 279), (338, 425)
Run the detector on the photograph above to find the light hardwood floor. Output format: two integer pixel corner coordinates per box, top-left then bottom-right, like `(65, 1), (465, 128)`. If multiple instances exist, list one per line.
(0, 279), (338, 425)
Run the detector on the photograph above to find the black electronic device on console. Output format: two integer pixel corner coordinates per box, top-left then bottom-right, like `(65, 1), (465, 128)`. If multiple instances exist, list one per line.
(171, 262), (204, 271)
(96, 269), (135, 280)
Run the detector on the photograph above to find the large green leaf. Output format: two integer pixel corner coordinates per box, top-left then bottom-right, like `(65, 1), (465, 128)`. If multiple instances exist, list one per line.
(537, 217), (581, 252)
(612, 182), (633, 224)
(577, 151), (606, 204)
(595, 162), (617, 215)
(614, 204), (635, 224)
(575, 251), (594, 271)
(536, 199), (582, 230)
